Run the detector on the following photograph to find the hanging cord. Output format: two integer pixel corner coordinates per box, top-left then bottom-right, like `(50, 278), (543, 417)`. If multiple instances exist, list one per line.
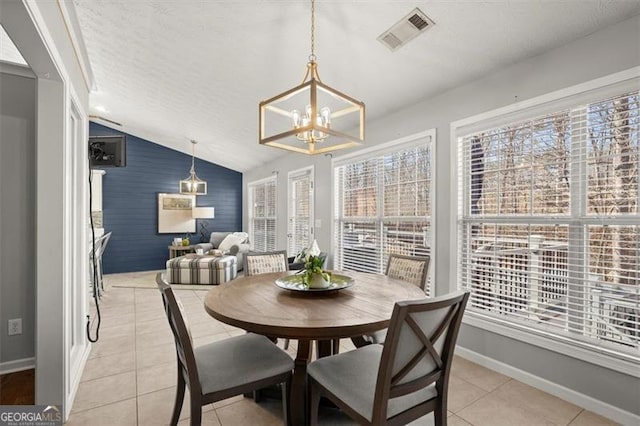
(86, 155), (101, 343)
(302, 0), (321, 83)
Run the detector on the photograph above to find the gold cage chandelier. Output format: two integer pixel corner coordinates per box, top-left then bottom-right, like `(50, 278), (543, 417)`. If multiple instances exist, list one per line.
(179, 140), (207, 195)
(259, 0), (365, 155)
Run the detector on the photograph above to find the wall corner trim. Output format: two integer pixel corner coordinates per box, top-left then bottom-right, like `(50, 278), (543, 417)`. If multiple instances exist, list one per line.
(55, 0), (95, 91)
(65, 343), (92, 421)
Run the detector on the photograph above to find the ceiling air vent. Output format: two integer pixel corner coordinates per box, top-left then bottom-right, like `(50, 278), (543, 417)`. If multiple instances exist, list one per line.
(377, 8), (435, 51)
(380, 33), (402, 50)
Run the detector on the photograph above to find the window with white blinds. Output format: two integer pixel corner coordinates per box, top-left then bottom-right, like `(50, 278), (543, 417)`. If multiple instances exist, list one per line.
(288, 167), (314, 256)
(458, 89), (640, 361)
(248, 177), (277, 252)
(334, 132), (434, 295)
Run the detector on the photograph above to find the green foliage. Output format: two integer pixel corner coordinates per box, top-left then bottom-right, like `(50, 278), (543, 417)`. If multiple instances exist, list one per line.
(302, 255), (329, 287)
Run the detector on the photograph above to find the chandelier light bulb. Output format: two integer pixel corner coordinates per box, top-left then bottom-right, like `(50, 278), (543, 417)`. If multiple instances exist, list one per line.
(292, 104), (331, 143)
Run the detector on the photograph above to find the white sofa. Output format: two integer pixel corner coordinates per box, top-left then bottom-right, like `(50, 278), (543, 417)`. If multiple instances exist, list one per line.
(195, 231), (250, 271)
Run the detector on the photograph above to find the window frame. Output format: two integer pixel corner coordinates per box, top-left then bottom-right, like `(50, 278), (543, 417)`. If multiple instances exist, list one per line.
(451, 67), (640, 376)
(332, 129), (436, 293)
(287, 166), (315, 256)
(248, 175), (278, 252)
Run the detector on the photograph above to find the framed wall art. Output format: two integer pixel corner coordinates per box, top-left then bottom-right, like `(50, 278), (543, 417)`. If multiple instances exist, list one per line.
(158, 193), (196, 233)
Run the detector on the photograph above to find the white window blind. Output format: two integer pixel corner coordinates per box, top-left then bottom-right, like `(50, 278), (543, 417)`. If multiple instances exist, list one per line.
(334, 134), (433, 295)
(458, 89), (640, 360)
(288, 167), (314, 256)
(249, 177), (277, 252)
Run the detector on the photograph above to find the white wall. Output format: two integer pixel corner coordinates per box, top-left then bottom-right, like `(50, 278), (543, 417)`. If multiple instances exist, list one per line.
(244, 14), (640, 420)
(0, 0), (91, 419)
(246, 154), (335, 259)
(0, 67), (36, 372)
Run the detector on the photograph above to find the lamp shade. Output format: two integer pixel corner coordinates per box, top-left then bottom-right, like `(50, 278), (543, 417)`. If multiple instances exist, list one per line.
(192, 207), (215, 219)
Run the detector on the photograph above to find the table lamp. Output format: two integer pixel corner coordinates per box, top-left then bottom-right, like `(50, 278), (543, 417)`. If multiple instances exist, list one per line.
(192, 207), (215, 242)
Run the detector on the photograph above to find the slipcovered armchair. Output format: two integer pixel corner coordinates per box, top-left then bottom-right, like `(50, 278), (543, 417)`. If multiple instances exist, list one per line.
(195, 232), (251, 271)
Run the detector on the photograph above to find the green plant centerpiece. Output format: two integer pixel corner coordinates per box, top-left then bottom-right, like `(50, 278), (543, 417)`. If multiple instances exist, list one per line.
(303, 254), (331, 289)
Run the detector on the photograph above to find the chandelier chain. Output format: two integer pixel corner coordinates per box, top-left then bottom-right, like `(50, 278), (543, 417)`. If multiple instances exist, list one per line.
(190, 140), (196, 173)
(310, 0), (316, 61)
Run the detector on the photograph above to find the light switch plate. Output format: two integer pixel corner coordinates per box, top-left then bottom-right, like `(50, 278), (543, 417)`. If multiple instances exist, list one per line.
(8, 318), (22, 336)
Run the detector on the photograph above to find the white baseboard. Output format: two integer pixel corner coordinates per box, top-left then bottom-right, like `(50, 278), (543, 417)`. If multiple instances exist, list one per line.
(455, 346), (640, 426)
(65, 343), (92, 421)
(0, 357), (35, 374)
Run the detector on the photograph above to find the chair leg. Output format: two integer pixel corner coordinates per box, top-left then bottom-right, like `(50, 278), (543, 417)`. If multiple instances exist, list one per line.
(170, 370), (186, 426)
(434, 398), (447, 426)
(282, 378), (292, 426)
(284, 338), (290, 350)
(265, 334), (278, 343)
(332, 338), (340, 354)
(351, 336), (371, 348)
(97, 258), (105, 295)
(190, 396), (202, 426)
(308, 378), (321, 426)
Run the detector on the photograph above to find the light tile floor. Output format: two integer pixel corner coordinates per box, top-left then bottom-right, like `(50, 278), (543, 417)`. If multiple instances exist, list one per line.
(67, 271), (618, 426)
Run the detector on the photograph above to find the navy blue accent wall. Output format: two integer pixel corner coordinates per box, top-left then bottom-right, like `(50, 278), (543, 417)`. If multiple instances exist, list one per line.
(90, 122), (243, 274)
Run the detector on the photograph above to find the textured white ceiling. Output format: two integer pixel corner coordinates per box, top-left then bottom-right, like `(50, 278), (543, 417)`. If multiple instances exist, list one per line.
(0, 24), (28, 66)
(73, 0), (640, 172)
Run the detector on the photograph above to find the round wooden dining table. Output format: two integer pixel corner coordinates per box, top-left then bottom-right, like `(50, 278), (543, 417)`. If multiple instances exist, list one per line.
(203, 270), (426, 426)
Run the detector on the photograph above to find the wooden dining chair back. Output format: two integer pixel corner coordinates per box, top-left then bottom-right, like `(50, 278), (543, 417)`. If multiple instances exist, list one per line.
(244, 250), (289, 276)
(243, 250), (291, 350)
(386, 254), (430, 291)
(351, 254), (432, 347)
(157, 274), (200, 399)
(89, 231), (112, 297)
(156, 273), (294, 426)
(309, 291), (469, 426)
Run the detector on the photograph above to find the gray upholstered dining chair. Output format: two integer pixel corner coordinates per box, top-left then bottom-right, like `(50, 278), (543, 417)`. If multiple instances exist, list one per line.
(353, 254), (431, 347)
(156, 273), (293, 426)
(308, 291), (469, 426)
(243, 250), (289, 276)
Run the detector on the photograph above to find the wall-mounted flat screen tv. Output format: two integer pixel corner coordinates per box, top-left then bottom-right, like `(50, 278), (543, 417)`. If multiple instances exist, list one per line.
(89, 135), (126, 167)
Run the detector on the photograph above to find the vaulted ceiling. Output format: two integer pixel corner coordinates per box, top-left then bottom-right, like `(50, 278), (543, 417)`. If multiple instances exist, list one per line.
(71, 0), (640, 172)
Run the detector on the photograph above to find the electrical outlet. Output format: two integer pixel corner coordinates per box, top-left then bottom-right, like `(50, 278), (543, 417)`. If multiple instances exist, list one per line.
(8, 318), (22, 336)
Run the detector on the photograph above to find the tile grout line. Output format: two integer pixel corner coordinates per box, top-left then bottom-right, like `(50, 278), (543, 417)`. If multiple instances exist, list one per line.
(477, 378), (570, 426)
(72, 287), (137, 417)
(449, 376), (495, 415)
(490, 378), (585, 426)
(566, 408), (584, 426)
(455, 379), (513, 425)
